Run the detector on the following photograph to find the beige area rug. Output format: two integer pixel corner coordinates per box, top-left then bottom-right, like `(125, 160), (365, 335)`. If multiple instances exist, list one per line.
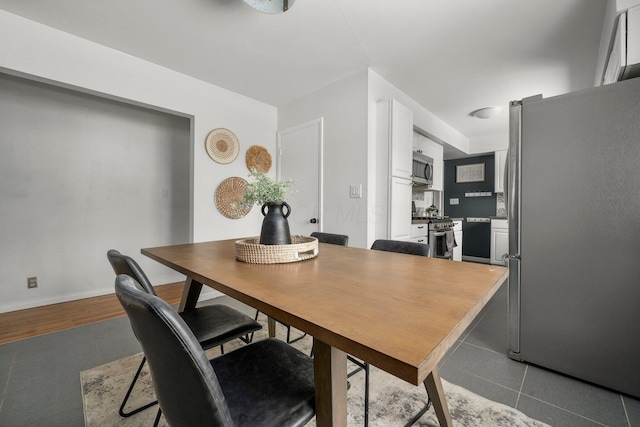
(82, 316), (550, 427)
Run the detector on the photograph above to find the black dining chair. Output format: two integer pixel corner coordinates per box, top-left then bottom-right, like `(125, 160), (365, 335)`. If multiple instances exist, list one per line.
(106, 249), (262, 420)
(115, 274), (315, 427)
(370, 239), (431, 257)
(311, 231), (349, 246)
(370, 239), (432, 426)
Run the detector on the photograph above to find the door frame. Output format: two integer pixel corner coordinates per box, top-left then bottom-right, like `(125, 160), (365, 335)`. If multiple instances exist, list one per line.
(277, 117), (324, 231)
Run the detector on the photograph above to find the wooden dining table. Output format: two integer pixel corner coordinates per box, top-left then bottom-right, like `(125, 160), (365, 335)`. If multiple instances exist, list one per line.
(142, 238), (508, 427)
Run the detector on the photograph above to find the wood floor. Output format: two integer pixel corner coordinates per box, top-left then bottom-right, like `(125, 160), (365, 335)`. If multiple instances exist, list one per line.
(0, 282), (184, 345)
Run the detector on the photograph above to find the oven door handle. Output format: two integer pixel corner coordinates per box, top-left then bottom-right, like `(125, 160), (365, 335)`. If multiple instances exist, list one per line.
(431, 231), (447, 236)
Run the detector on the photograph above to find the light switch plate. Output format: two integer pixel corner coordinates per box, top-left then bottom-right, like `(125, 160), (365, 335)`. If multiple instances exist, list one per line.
(350, 184), (362, 198)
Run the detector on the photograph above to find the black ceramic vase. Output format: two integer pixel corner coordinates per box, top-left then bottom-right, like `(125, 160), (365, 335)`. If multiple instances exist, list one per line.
(260, 201), (292, 245)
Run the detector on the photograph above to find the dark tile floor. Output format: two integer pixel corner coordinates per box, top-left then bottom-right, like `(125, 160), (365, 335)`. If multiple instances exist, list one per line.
(0, 283), (638, 426)
(438, 284), (640, 427)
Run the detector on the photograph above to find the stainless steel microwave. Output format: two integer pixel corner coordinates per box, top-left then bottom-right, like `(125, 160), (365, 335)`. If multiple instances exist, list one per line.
(412, 151), (433, 186)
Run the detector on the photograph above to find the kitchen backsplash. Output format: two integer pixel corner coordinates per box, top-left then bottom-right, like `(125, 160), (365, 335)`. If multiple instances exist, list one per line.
(413, 189), (442, 214)
(412, 187), (426, 201)
(496, 193), (506, 217)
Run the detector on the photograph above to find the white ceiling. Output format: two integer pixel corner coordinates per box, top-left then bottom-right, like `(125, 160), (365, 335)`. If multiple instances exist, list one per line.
(0, 0), (608, 153)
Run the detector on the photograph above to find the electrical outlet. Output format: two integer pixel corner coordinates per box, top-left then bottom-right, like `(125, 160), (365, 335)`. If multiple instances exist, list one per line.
(349, 184), (362, 198)
(27, 276), (38, 289)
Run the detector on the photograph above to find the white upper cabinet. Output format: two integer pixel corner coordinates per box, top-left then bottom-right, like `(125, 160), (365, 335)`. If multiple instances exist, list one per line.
(415, 133), (444, 191)
(494, 149), (507, 193)
(413, 132), (422, 152)
(376, 99), (414, 242)
(378, 99), (413, 180)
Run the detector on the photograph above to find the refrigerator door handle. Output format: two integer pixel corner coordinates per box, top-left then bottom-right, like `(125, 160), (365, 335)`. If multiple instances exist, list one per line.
(508, 257), (521, 358)
(507, 100), (523, 359)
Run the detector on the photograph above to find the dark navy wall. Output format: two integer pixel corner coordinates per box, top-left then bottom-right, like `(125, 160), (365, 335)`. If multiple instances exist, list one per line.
(444, 154), (496, 259)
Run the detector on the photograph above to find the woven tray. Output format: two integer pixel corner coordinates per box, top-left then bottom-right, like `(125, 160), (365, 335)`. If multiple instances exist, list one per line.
(235, 236), (318, 264)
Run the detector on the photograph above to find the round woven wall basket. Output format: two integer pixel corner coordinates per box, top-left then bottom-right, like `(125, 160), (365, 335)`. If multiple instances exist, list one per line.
(215, 177), (251, 219)
(205, 128), (240, 164)
(245, 145), (272, 173)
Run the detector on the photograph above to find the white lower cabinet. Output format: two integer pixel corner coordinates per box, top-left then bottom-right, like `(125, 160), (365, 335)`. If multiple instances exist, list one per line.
(390, 177), (412, 241)
(410, 223), (428, 246)
(491, 219), (508, 265)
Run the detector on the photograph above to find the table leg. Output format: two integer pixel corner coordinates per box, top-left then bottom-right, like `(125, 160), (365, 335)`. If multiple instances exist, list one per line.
(313, 339), (347, 427)
(268, 317), (276, 337)
(424, 367), (453, 427)
(178, 277), (203, 312)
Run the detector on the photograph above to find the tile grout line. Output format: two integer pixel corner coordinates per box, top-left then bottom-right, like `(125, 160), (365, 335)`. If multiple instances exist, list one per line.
(444, 365), (522, 396)
(0, 346), (17, 415)
(88, 324), (103, 365)
(515, 364), (614, 426)
(514, 364), (527, 409)
(621, 394), (631, 427)
(459, 339), (515, 359)
(518, 393), (611, 427)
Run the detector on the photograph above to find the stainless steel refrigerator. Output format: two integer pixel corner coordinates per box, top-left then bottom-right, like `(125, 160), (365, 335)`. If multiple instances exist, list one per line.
(507, 76), (640, 398)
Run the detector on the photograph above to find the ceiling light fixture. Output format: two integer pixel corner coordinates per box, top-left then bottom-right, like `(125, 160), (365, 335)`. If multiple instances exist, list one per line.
(242, 0), (295, 14)
(471, 106), (502, 119)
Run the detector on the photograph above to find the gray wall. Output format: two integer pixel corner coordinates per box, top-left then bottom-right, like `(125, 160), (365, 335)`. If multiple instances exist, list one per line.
(444, 154), (496, 259)
(0, 73), (191, 312)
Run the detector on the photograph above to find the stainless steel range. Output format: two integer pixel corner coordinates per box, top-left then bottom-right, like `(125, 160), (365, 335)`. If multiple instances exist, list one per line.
(411, 217), (455, 259)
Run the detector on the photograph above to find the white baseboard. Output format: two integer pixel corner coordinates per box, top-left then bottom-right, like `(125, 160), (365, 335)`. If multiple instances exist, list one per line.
(0, 288), (114, 314)
(0, 286), (224, 314)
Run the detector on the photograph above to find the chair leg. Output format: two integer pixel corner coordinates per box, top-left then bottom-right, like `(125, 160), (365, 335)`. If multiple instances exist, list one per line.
(347, 357), (370, 427)
(402, 383), (432, 427)
(364, 362), (370, 427)
(286, 324), (307, 344)
(247, 310), (260, 343)
(119, 356), (159, 417)
(254, 310), (307, 344)
(153, 408), (162, 427)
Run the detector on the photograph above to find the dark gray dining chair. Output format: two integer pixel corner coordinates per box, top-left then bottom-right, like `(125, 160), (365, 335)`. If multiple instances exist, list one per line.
(370, 239), (432, 426)
(370, 239), (431, 257)
(311, 231), (349, 246)
(115, 274), (315, 427)
(107, 250), (262, 420)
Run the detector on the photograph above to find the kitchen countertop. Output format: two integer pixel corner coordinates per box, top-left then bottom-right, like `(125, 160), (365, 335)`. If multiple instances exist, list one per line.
(411, 217), (465, 225)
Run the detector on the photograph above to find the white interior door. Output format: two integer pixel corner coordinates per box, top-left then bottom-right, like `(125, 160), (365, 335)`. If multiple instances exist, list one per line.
(277, 118), (323, 237)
